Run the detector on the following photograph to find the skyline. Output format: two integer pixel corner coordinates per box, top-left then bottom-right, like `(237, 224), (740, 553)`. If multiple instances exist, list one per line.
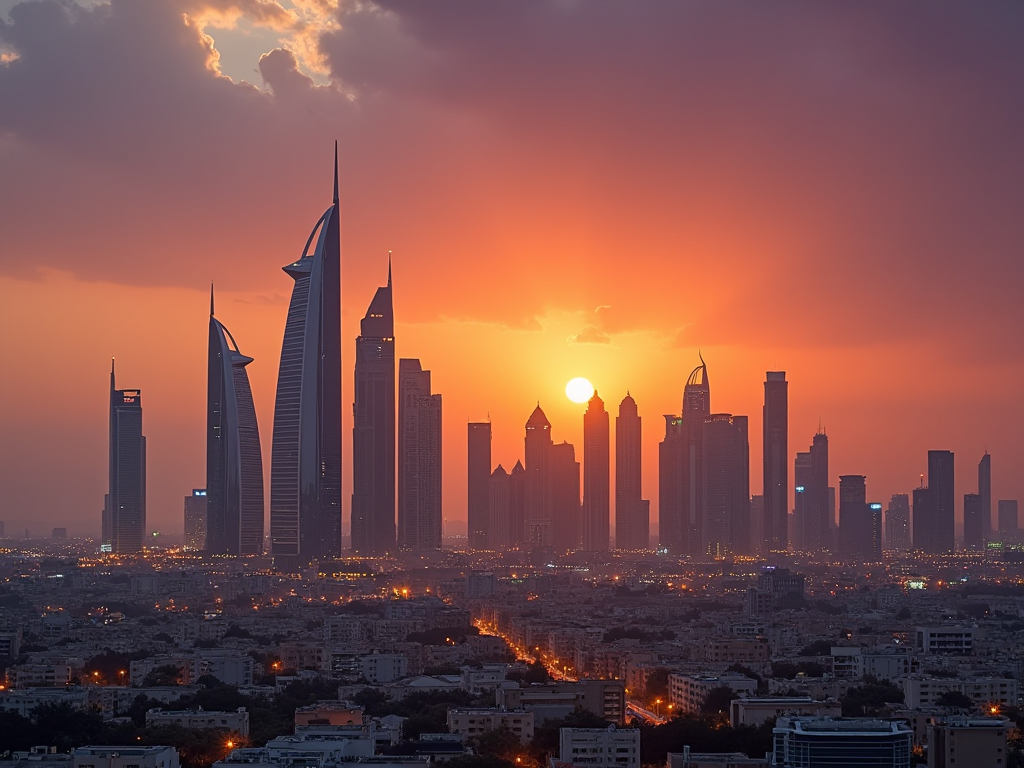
(1, 1), (1022, 539)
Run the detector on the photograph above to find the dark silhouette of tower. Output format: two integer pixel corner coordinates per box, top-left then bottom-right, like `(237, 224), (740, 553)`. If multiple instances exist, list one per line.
(351, 261), (396, 555)
(184, 489), (207, 551)
(702, 414), (749, 556)
(839, 475), (874, 560)
(793, 451), (811, 552)
(489, 464), (510, 549)
(912, 483), (931, 552)
(524, 406), (553, 547)
(467, 422), (491, 549)
(615, 394), (648, 550)
(509, 460), (526, 547)
(582, 392), (610, 552)
(270, 148), (342, 563)
(928, 450), (955, 553)
(795, 431), (829, 553)
(551, 441), (581, 551)
(963, 493), (983, 551)
(762, 371), (788, 552)
(885, 493), (910, 552)
(658, 415), (686, 553)
(979, 452), (991, 546)
(398, 359), (442, 551)
(106, 360), (146, 554)
(998, 500), (1019, 543)
(207, 287), (264, 555)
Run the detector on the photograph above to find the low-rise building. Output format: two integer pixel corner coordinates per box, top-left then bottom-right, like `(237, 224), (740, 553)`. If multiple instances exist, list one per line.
(5, 664), (72, 688)
(145, 708), (250, 737)
(703, 638), (769, 665)
(71, 747), (179, 768)
(459, 664), (508, 694)
(927, 716), (1009, 768)
(669, 674), (758, 714)
(915, 627), (977, 656)
(771, 718), (911, 768)
(294, 701), (365, 727)
(666, 748), (768, 768)
(728, 698), (841, 728)
(559, 726), (640, 768)
(901, 676), (1017, 709)
(361, 654), (408, 684)
(497, 680), (625, 724)
(446, 708), (534, 744)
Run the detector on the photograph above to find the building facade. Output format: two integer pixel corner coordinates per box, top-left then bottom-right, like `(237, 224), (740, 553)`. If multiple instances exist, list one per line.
(106, 360), (146, 554)
(614, 393), (649, 551)
(762, 371), (788, 552)
(183, 490), (207, 551)
(397, 359), (442, 551)
(467, 422), (491, 549)
(582, 392), (610, 552)
(702, 414), (749, 555)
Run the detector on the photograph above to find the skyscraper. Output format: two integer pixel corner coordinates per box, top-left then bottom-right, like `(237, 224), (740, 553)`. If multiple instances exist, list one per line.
(928, 450), (955, 554)
(658, 415), (686, 553)
(885, 493), (910, 552)
(582, 392), (610, 552)
(351, 262), (396, 555)
(868, 502), (883, 561)
(524, 405), (553, 547)
(184, 489), (207, 551)
(270, 149), (342, 563)
(979, 452), (991, 545)
(838, 475), (872, 560)
(106, 360), (146, 554)
(615, 393), (649, 551)
(397, 359), (442, 551)
(489, 464), (510, 549)
(912, 484), (931, 552)
(207, 289), (264, 555)
(806, 431), (830, 553)
(963, 493), (983, 551)
(551, 441), (581, 551)
(762, 371), (788, 552)
(998, 500), (1019, 543)
(702, 414), (749, 556)
(793, 451), (811, 553)
(509, 460), (527, 547)
(467, 422), (492, 549)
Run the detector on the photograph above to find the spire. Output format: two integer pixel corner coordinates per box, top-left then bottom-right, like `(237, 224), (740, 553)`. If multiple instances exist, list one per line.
(388, 250), (392, 288)
(210, 282), (215, 316)
(110, 357), (116, 390)
(333, 140), (339, 205)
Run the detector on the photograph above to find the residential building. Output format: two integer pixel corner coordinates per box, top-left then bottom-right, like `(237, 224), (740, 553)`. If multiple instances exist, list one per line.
(72, 747), (178, 768)
(467, 423), (491, 549)
(398, 359), (442, 551)
(559, 727), (640, 768)
(145, 708), (249, 737)
(446, 708), (534, 744)
(183, 489), (207, 551)
(669, 673), (758, 714)
(927, 716), (1008, 768)
(729, 698), (840, 728)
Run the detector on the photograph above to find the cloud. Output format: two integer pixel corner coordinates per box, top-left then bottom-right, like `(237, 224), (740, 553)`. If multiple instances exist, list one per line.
(568, 325), (611, 345)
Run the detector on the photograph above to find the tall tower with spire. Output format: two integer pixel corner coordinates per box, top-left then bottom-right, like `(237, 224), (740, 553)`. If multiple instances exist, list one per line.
(206, 286), (264, 555)
(270, 145), (342, 563)
(351, 258), (396, 554)
(582, 392), (610, 551)
(106, 360), (146, 554)
(524, 405), (553, 547)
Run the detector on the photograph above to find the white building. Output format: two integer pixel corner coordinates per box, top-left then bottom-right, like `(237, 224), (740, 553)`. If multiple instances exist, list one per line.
(5, 665), (72, 688)
(915, 627), (977, 656)
(729, 698), (840, 728)
(460, 664), (508, 694)
(72, 747), (179, 768)
(145, 708), (250, 737)
(446, 708), (534, 744)
(669, 673), (758, 714)
(559, 726), (640, 768)
(927, 716), (1009, 768)
(901, 676), (1017, 709)
(830, 647), (914, 680)
(361, 654), (408, 684)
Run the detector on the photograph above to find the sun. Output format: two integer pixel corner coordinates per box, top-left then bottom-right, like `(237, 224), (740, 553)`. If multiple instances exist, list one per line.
(565, 377), (595, 404)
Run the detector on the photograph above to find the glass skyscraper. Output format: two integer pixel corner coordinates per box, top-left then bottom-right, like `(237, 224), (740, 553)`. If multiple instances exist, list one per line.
(106, 360), (146, 554)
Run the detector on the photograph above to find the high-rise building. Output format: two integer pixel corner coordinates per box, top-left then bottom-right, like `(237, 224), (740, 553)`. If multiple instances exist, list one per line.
(912, 485), (931, 552)
(551, 441), (581, 551)
(804, 431), (830, 553)
(658, 415), (686, 553)
(868, 502), (883, 561)
(582, 392), (610, 552)
(979, 452), (991, 545)
(885, 493), (910, 552)
(762, 371), (788, 552)
(106, 360), (146, 554)
(270, 149), (342, 563)
(750, 495), (764, 552)
(615, 394), (649, 551)
(184, 489), (207, 551)
(206, 289), (264, 555)
(929, 450), (955, 554)
(998, 500), (1019, 543)
(509, 460), (526, 547)
(963, 493), (984, 551)
(489, 465), (510, 549)
(467, 422), (491, 549)
(351, 262), (396, 555)
(524, 406), (553, 547)
(839, 475), (873, 560)
(793, 451), (812, 553)
(397, 359), (442, 551)
(702, 414), (749, 556)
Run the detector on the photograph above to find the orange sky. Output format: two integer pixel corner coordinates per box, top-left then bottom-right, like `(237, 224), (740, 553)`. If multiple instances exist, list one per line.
(0, 1), (1021, 540)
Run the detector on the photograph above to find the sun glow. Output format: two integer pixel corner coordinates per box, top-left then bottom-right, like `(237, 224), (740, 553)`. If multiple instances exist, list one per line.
(565, 377), (595, 404)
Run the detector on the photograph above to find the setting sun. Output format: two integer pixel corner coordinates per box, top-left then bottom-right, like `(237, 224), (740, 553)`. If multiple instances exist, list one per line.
(565, 377), (595, 404)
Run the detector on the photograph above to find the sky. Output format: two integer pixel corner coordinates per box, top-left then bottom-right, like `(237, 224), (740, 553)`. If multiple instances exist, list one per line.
(0, 0), (1022, 542)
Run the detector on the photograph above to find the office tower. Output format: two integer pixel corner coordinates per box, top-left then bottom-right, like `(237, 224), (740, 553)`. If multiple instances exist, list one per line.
(805, 431), (830, 553)
(551, 441), (582, 551)
(750, 495), (764, 552)
(467, 422), (491, 549)
(0, 521), (4, 538)
(615, 393), (649, 550)
(868, 502), (883, 561)
(270, 149), (342, 562)
(963, 493), (984, 551)
(885, 493), (910, 552)
(184, 489), (207, 551)
(998, 500), (1019, 543)
(582, 392), (610, 552)
(658, 415), (686, 553)
(106, 360), (146, 554)
(979, 452), (991, 545)
(793, 451), (811, 552)
(206, 289), (264, 555)
(489, 465), (510, 549)
(839, 475), (874, 560)
(928, 450), (955, 553)
(524, 405), (553, 547)
(762, 371), (788, 552)
(351, 263), (396, 555)
(702, 414), (749, 556)
(397, 359), (442, 551)
(52, 528), (67, 540)
(912, 485), (931, 552)
(509, 460), (527, 547)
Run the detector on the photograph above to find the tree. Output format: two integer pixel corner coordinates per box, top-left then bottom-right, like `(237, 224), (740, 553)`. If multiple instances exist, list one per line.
(353, 687), (390, 716)
(840, 681), (904, 716)
(142, 664), (183, 687)
(936, 690), (974, 710)
(700, 686), (735, 716)
(471, 725), (522, 762)
(644, 668), (670, 702)
(799, 640), (833, 657)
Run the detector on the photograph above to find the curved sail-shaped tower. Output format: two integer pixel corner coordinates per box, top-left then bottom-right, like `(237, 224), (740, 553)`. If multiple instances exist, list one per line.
(270, 147), (342, 562)
(206, 287), (265, 554)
